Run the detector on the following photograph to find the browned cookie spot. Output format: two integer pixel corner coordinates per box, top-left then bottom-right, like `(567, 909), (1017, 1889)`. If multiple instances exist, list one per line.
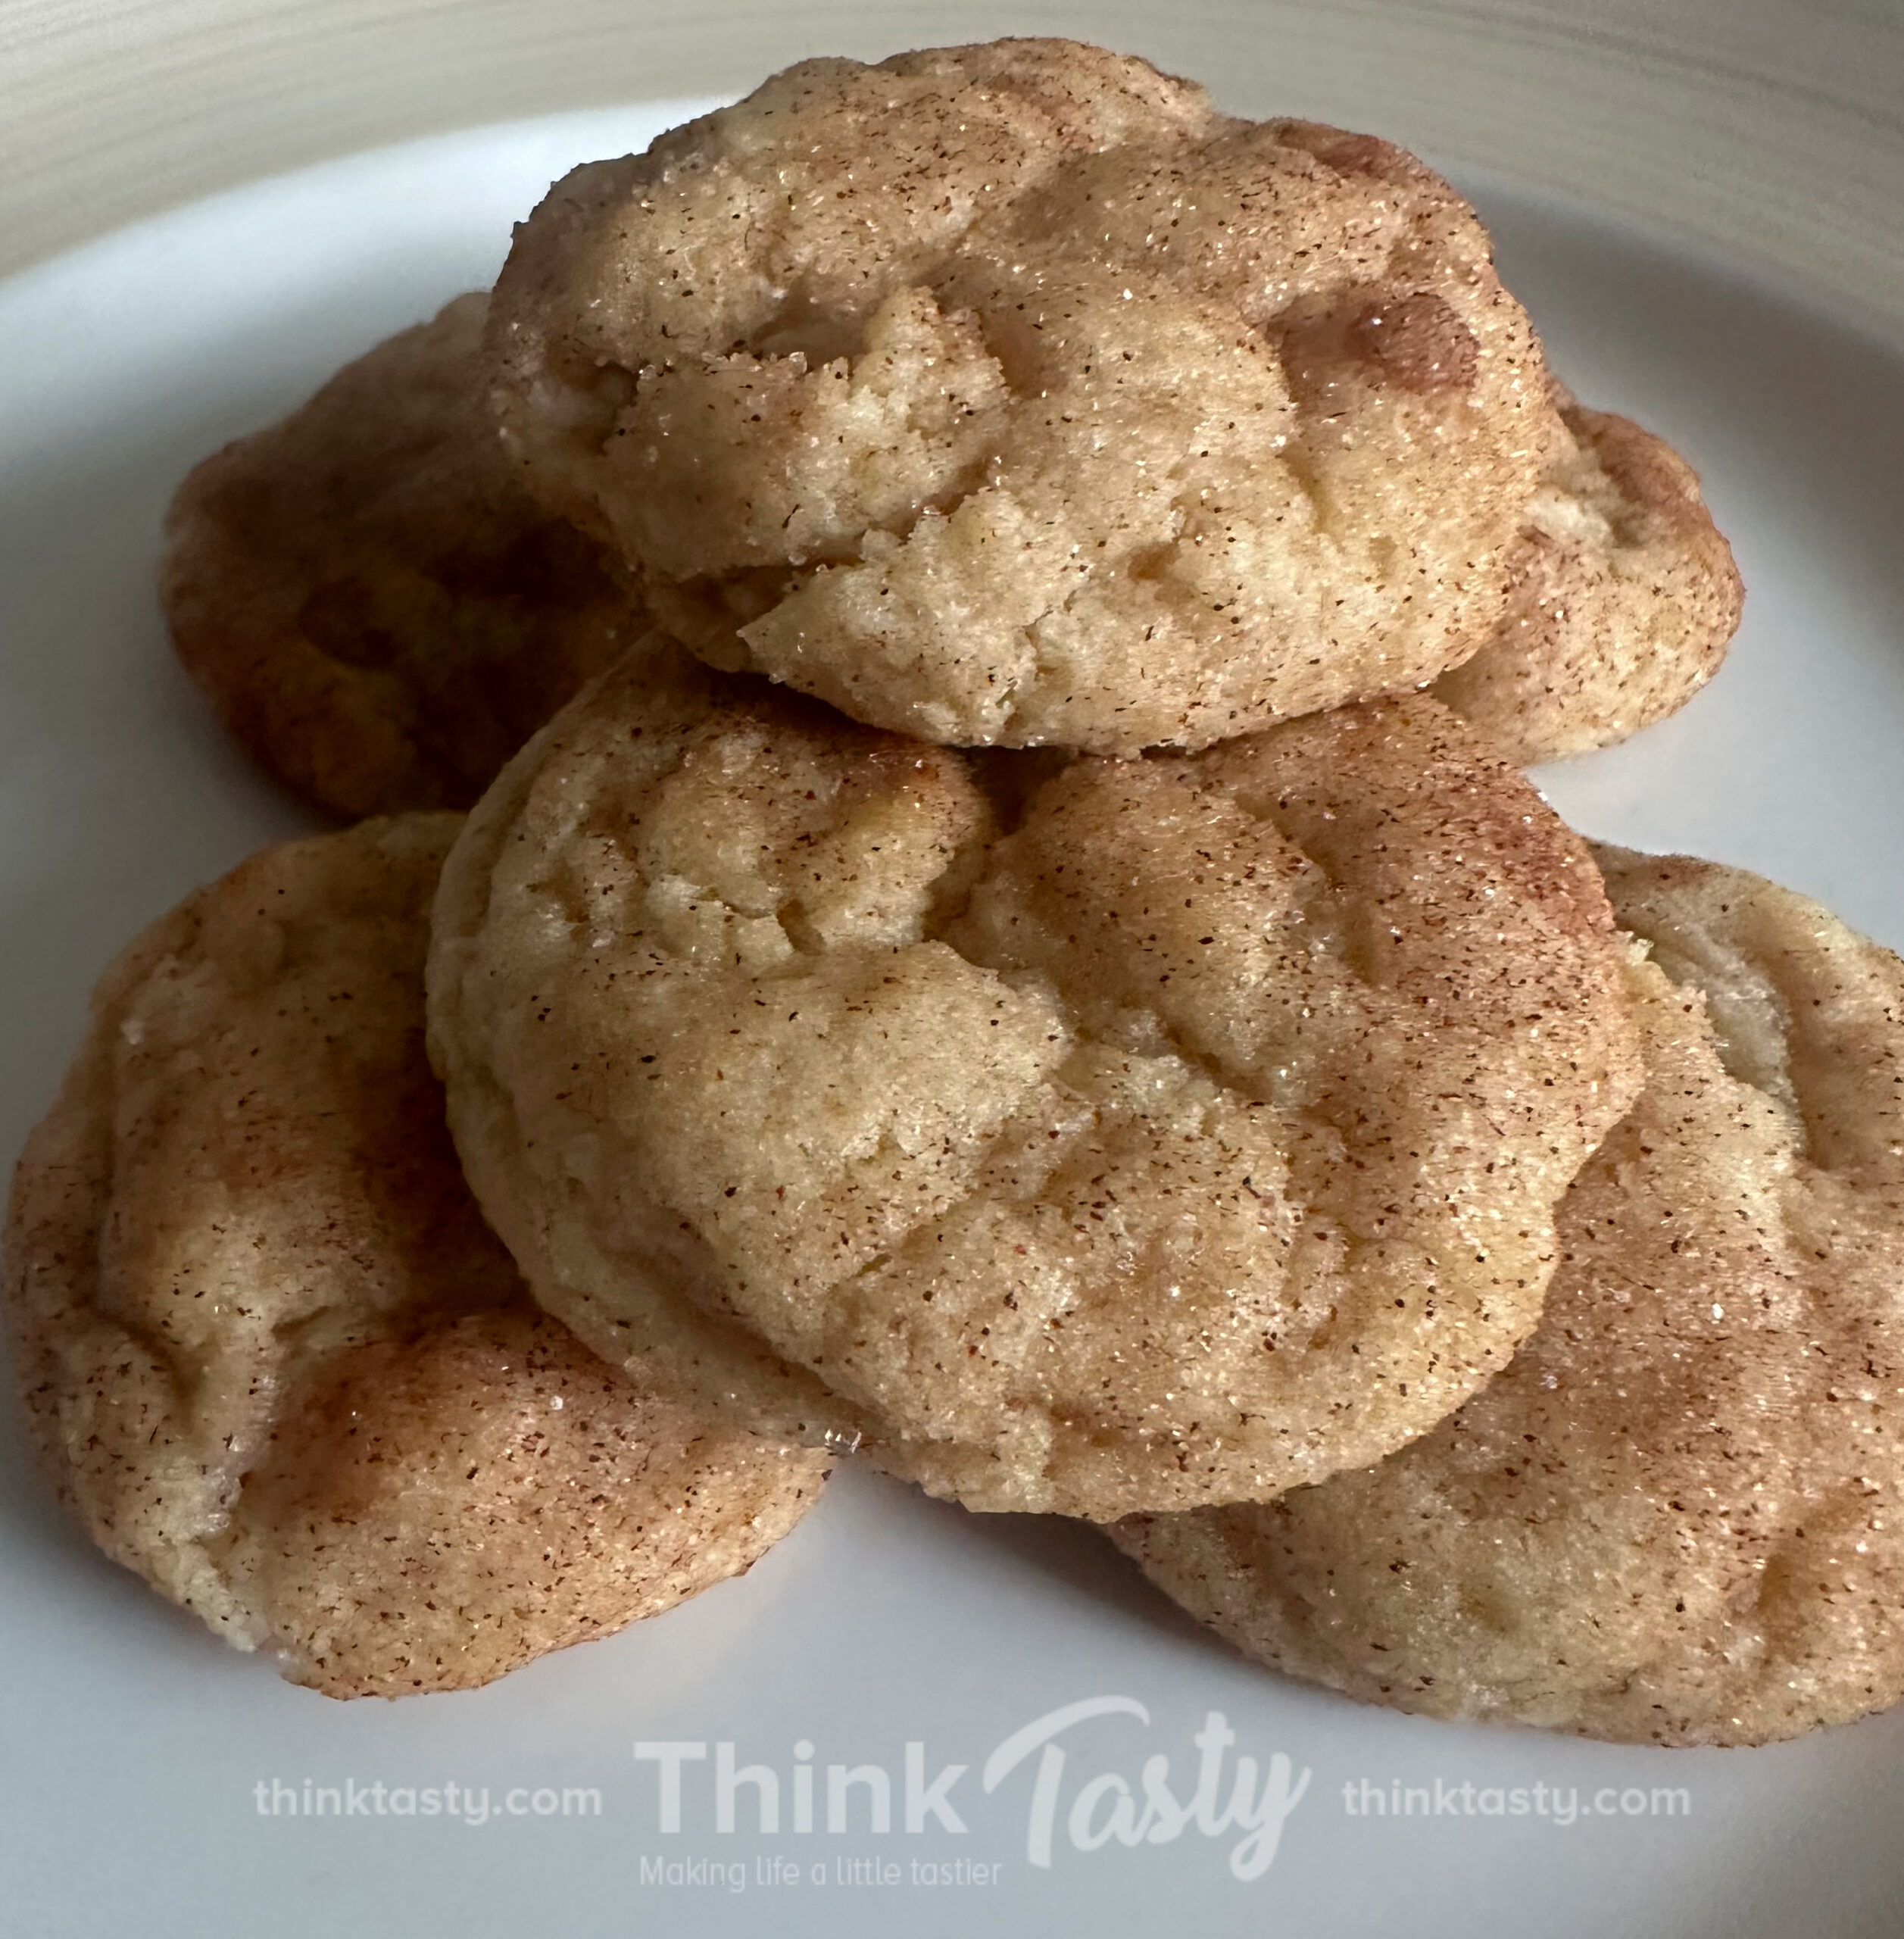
(1346, 292), (1481, 394)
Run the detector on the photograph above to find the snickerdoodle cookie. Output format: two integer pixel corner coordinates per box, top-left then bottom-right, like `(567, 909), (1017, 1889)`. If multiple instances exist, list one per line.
(5, 814), (826, 1697)
(1435, 398), (1742, 763)
(163, 293), (641, 817)
(428, 654), (1641, 1520)
(1116, 848), (1904, 1746)
(485, 39), (1562, 752)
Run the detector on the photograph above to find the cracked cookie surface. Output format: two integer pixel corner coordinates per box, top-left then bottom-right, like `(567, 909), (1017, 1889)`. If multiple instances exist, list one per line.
(428, 654), (1641, 1518)
(486, 39), (1561, 753)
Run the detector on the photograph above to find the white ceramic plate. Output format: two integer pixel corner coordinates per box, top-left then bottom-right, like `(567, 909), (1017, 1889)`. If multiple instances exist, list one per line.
(5, 45), (1903, 1939)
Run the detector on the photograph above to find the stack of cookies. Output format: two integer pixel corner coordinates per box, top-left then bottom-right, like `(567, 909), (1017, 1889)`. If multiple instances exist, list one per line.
(10, 40), (1901, 1747)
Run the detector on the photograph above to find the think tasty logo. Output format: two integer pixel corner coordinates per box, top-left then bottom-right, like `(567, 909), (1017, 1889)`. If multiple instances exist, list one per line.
(637, 1697), (1311, 1881)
